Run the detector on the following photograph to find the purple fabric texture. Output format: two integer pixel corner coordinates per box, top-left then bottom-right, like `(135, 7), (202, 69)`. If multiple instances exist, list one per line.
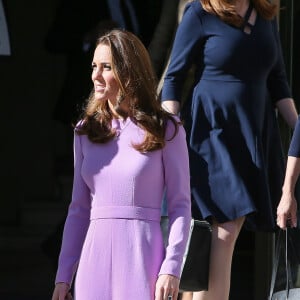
(55, 118), (191, 299)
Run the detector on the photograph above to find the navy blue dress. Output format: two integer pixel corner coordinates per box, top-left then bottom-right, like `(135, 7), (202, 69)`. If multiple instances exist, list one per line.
(162, 1), (292, 231)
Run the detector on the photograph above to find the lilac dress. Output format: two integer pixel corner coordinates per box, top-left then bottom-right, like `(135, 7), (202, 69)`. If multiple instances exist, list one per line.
(55, 117), (191, 300)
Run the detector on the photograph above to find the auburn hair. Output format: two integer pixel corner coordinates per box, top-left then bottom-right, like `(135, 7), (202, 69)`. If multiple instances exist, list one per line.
(76, 29), (179, 153)
(200, 0), (277, 27)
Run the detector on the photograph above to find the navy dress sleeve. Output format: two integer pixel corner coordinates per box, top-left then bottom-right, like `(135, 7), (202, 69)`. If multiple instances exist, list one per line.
(267, 19), (292, 104)
(161, 2), (205, 102)
(288, 116), (300, 157)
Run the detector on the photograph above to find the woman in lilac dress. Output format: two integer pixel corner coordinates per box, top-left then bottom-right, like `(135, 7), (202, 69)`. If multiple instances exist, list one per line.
(51, 29), (191, 300)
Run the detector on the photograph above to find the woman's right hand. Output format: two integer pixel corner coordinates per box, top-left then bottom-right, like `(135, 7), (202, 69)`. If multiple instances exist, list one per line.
(52, 282), (72, 300)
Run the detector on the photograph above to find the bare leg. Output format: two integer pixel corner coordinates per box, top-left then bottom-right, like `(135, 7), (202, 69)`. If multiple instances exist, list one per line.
(180, 292), (193, 300)
(192, 216), (245, 300)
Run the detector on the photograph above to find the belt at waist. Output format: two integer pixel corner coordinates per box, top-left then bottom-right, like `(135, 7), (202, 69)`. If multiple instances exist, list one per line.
(90, 206), (161, 222)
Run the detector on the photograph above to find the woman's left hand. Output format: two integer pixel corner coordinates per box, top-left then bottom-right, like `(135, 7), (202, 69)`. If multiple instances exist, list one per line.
(155, 274), (180, 300)
(277, 192), (298, 229)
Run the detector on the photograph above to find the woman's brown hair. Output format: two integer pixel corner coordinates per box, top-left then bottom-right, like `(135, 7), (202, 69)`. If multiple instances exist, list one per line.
(76, 29), (178, 153)
(201, 0), (277, 27)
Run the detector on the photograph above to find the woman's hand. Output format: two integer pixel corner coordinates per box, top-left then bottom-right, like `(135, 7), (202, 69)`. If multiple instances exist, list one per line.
(51, 282), (72, 300)
(277, 192), (297, 229)
(277, 156), (300, 229)
(155, 274), (180, 300)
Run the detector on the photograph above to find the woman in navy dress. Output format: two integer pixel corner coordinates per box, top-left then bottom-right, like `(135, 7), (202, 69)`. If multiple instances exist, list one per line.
(277, 116), (300, 230)
(161, 0), (298, 299)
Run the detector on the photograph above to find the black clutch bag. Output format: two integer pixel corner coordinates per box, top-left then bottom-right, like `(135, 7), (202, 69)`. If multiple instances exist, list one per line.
(179, 219), (212, 292)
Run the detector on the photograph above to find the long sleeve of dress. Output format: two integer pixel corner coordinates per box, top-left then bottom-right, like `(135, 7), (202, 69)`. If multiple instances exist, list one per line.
(55, 132), (91, 284)
(267, 18), (292, 103)
(159, 121), (191, 277)
(161, 3), (204, 103)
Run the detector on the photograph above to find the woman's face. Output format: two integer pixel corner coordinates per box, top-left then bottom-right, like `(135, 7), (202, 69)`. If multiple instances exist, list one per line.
(91, 44), (120, 105)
